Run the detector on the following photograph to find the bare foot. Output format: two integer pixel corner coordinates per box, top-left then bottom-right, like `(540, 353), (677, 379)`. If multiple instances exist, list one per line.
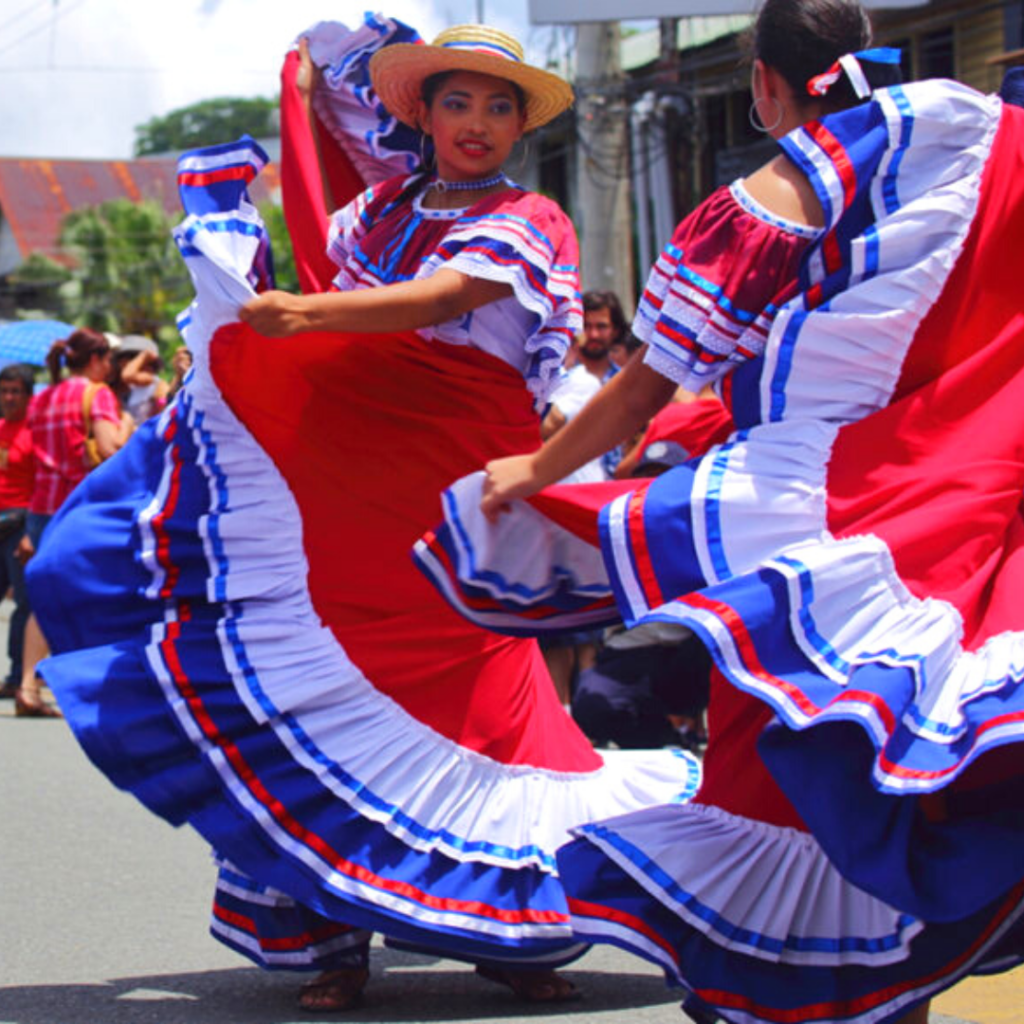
(298, 967), (369, 1012)
(475, 964), (581, 1002)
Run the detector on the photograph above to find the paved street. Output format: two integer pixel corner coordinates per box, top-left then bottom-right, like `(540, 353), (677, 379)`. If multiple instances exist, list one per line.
(0, 701), (690, 1024)
(0, 599), (1019, 1024)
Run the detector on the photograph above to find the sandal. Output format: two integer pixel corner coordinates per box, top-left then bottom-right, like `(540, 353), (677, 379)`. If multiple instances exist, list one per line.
(298, 967), (369, 1013)
(14, 690), (62, 718)
(475, 964), (582, 1003)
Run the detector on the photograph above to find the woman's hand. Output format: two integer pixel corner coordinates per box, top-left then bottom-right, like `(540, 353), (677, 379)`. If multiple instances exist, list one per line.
(240, 291), (312, 337)
(120, 349), (159, 387)
(15, 532), (35, 565)
(171, 346), (192, 377)
(296, 37), (318, 102)
(168, 345), (192, 397)
(481, 454), (542, 522)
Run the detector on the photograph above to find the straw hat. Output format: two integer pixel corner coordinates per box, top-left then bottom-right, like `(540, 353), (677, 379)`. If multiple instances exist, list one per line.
(370, 24), (574, 134)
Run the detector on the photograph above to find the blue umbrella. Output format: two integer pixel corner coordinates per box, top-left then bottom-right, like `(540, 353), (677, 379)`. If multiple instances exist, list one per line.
(0, 319), (77, 369)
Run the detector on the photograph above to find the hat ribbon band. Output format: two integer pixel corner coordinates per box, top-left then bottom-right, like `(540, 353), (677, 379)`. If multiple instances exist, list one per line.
(439, 40), (523, 64)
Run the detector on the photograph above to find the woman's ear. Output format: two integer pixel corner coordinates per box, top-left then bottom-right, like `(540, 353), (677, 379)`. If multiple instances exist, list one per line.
(417, 101), (432, 134)
(751, 58), (775, 104)
(760, 60), (802, 112)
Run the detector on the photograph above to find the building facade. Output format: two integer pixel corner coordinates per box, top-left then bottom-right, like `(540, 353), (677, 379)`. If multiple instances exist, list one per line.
(623, 0), (1023, 289)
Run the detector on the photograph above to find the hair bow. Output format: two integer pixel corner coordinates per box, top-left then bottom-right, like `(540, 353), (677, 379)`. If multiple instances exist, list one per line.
(807, 47), (902, 100)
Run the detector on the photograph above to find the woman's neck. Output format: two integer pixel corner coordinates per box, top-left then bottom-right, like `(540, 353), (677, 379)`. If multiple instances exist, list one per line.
(420, 170), (510, 210)
(743, 154), (824, 229)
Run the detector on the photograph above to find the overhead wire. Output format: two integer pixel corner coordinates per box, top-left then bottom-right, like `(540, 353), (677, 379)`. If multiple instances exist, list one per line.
(0, 63), (276, 76)
(0, 0), (49, 37)
(1, 6), (1018, 197)
(0, 0), (268, 85)
(567, 0), (1022, 186)
(0, 0), (89, 60)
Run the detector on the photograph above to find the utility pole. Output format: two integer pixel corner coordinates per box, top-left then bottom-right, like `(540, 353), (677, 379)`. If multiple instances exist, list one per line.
(574, 21), (635, 307)
(49, 0), (60, 68)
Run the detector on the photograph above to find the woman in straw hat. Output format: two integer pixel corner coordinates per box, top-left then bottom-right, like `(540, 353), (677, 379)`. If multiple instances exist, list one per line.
(26, 14), (698, 1014)
(241, 20), (578, 342)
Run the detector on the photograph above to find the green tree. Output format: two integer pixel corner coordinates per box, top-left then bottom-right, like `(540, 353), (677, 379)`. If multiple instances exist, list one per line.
(57, 198), (192, 343)
(6, 252), (72, 318)
(134, 96), (278, 157)
(259, 202), (298, 294)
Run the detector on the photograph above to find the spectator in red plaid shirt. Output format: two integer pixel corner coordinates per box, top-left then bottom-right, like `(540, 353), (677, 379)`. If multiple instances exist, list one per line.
(14, 328), (133, 716)
(0, 364), (36, 704)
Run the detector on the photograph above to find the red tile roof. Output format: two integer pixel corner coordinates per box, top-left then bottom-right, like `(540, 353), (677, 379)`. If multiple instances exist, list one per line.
(0, 157), (281, 266)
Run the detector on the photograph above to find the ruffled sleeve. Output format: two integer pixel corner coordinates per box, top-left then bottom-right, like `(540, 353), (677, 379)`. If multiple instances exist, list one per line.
(419, 191), (583, 407)
(325, 175), (410, 289)
(636, 182), (819, 391)
(303, 16), (423, 187)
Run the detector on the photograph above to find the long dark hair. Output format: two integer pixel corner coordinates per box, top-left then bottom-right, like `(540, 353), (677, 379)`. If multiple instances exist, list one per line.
(45, 328), (110, 385)
(750, 0), (873, 112)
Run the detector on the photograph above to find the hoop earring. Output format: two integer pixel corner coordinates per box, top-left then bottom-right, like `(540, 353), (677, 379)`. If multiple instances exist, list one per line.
(748, 95), (784, 134)
(419, 133), (435, 171)
(515, 137), (531, 176)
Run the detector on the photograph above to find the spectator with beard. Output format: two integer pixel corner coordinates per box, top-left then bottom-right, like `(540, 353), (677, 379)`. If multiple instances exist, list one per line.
(538, 290), (631, 706)
(542, 290), (626, 467)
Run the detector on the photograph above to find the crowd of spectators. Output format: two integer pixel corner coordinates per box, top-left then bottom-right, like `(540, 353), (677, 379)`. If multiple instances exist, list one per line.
(0, 328), (189, 716)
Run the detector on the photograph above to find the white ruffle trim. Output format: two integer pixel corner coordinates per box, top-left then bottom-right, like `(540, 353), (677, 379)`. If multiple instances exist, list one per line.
(572, 802), (924, 968)
(432, 472), (611, 608)
(164, 203), (699, 881)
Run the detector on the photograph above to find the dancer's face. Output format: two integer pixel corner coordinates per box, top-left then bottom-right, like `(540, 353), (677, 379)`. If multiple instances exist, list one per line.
(420, 71), (526, 183)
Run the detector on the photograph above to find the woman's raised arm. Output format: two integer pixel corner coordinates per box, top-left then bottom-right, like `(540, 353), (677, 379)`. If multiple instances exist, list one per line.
(239, 269), (514, 337)
(481, 355), (677, 520)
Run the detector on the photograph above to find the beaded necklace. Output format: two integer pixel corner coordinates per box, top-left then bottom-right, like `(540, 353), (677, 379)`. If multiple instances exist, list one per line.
(430, 172), (509, 193)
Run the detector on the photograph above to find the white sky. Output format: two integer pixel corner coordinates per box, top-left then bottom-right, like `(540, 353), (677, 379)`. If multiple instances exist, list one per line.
(0, 0), (570, 159)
